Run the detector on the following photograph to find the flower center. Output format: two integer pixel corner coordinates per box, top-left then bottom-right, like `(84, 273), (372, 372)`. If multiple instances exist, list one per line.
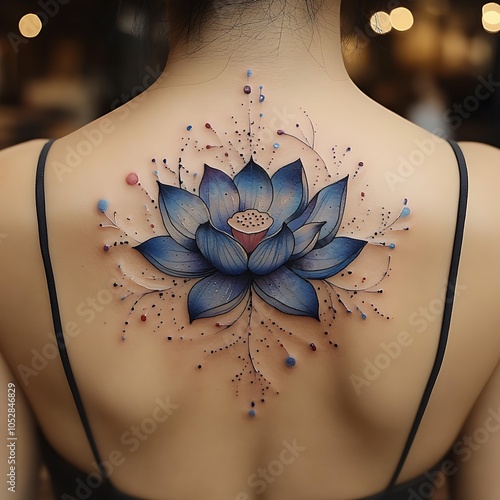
(227, 210), (274, 254)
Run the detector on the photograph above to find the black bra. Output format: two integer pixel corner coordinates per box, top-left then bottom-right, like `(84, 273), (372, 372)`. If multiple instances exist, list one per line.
(35, 139), (468, 499)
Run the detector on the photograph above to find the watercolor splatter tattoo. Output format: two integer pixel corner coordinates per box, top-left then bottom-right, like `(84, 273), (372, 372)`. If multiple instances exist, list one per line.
(98, 70), (411, 416)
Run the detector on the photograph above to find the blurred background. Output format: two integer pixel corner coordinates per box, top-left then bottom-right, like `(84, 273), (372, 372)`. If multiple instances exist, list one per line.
(0, 0), (499, 151)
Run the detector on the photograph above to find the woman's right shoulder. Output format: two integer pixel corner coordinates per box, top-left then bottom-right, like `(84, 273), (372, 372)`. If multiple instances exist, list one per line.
(458, 140), (500, 169)
(457, 141), (500, 234)
(455, 141), (500, 352)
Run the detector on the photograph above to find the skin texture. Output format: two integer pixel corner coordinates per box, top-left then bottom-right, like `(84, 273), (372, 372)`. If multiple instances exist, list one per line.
(0, 1), (500, 499)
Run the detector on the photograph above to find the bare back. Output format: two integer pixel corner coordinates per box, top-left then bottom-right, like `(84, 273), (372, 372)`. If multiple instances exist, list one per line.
(1, 74), (500, 500)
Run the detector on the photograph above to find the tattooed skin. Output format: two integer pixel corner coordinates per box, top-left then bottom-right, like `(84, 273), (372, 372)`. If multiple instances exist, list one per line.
(98, 70), (411, 416)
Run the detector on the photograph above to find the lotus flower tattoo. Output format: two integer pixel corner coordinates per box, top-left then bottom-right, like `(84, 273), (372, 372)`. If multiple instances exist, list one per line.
(135, 159), (367, 322)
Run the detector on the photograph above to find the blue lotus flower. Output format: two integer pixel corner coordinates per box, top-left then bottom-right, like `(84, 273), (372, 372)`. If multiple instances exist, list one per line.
(135, 159), (367, 322)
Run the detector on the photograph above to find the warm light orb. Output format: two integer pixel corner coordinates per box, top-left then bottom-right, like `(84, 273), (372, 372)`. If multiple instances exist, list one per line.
(19, 13), (42, 38)
(483, 2), (500, 14)
(370, 11), (392, 35)
(482, 19), (500, 33)
(483, 3), (500, 32)
(484, 10), (500, 23)
(390, 7), (415, 32)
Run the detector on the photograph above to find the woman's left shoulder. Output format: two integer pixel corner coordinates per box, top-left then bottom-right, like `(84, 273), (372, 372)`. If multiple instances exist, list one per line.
(0, 139), (50, 192)
(0, 139), (52, 279)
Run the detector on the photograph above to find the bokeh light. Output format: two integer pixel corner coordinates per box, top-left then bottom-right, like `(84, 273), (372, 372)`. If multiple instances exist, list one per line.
(483, 2), (500, 32)
(19, 13), (43, 39)
(390, 7), (415, 32)
(370, 11), (392, 35)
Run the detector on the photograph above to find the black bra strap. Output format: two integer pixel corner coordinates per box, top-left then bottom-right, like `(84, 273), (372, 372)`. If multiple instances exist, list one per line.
(386, 140), (469, 491)
(35, 140), (109, 479)
(35, 138), (469, 490)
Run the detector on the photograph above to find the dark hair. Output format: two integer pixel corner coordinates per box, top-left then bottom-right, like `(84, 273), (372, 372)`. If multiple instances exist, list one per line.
(165, 0), (364, 45)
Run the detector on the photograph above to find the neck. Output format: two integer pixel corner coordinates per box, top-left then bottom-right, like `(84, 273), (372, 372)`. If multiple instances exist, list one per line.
(156, 0), (350, 90)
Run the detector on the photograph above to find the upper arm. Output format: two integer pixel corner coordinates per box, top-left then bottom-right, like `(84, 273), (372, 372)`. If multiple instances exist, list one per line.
(457, 141), (500, 190)
(0, 141), (48, 499)
(458, 141), (500, 321)
(451, 360), (500, 499)
(450, 141), (500, 498)
(0, 139), (48, 171)
(0, 351), (41, 500)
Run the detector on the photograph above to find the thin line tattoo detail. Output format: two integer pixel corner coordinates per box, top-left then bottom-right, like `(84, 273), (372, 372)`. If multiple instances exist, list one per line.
(98, 70), (411, 416)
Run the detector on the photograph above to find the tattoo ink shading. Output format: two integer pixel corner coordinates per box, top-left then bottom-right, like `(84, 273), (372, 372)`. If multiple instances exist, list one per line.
(98, 70), (412, 416)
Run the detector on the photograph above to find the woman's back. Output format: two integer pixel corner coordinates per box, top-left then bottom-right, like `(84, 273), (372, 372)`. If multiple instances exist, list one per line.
(1, 1), (500, 499)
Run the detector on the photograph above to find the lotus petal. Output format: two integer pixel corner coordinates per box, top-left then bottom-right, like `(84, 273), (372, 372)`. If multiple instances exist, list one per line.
(233, 158), (273, 212)
(253, 266), (319, 320)
(248, 225), (294, 275)
(199, 165), (240, 233)
(290, 222), (326, 260)
(268, 160), (308, 233)
(289, 237), (367, 280)
(134, 237), (214, 278)
(188, 272), (251, 322)
(196, 222), (248, 276)
(287, 176), (348, 247)
(158, 182), (210, 250)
